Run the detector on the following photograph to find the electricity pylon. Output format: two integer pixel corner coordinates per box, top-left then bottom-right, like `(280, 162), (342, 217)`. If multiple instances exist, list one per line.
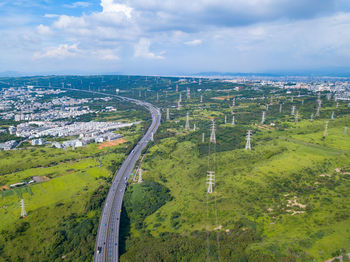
(232, 97), (236, 107)
(295, 111), (299, 123)
(210, 120), (216, 144)
(176, 84), (178, 92)
(193, 124), (196, 131)
(207, 171), (215, 194)
(187, 87), (190, 99)
(331, 111), (335, 120)
(261, 111), (266, 124)
(279, 103), (283, 113)
(200, 95), (203, 103)
(20, 199), (27, 218)
(166, 108), (170, 121)
(185, 112), (190, 130)
(245, 130), (252, 150)
(224, 115), (227, 124)
(202, 133), (205, 143)
(232, 115), (235, 125)
(291, 105), (296, 115)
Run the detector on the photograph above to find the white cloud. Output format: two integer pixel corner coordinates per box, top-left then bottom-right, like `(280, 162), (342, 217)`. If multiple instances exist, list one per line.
(34, 43), (80, 59)
(36, 24), (52, 35)
(44, 14), (59, 18)
(134, 38), (164, 59)
(185, 39), (202, 46)
(64, 2), (91, 8)
(101, 0), (133, 19)
(95, 49), (120, 60)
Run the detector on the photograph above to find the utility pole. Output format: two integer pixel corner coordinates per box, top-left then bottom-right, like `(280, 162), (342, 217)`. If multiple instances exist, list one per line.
(210, 120), (216, 144)
(291, 105), (296, 115)
(279, 103), (283, 113)
(323, 121), (329, 137)
(206, 171), (215, 194)
(261, 111), (266, 124)
(185, 112), (190, 130)
(295, 111), (299, 123)
(245, 130), (252, 150)
(20, 199), (27, 218)
(232, 115), (235, 125)
(166, 108), (170, 121)
(202, 133), (205, 143)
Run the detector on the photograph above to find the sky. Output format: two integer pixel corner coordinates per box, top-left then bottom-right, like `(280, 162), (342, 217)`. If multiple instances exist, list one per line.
(1, 0), (350, 75)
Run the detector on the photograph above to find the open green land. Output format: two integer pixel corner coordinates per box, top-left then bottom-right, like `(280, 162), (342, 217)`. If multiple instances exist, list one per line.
(1, 76), (349, 261)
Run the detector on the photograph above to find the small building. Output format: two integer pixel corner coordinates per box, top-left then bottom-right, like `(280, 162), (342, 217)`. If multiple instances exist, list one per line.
(0, 140), (18, 150)
(31, 138), (46, 146)
(52, 142), (62, 148)
(8, 126), (16, 135)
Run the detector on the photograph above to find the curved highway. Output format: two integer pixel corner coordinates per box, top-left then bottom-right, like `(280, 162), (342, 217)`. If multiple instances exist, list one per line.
(91, 93), (161, 262)
(55, 87), (160, 262)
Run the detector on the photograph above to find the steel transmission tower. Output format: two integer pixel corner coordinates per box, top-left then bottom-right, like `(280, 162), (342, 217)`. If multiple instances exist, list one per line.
(185, 112), (190, 130)
(187, 87), (190, 99)
(295, 111), (299, 123)
(245, 130), (252, 150)
(291, 105), (296, 115)
(232, 97), (236, 107)
(206, 171), (215, 194)
(261, 111), (266, 124)
(166, 108), (170, 121)
(20, 199), (27, 217)
(210, 120), (216, 144)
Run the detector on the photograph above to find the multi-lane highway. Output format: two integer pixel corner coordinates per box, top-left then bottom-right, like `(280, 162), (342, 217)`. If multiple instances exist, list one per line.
(90, 94), (161, 262)
(52, 87), (160, 261)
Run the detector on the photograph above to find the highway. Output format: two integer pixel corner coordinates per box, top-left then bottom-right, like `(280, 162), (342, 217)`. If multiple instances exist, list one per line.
(46, 86), (161, 261)
(88, 92), (161, 262)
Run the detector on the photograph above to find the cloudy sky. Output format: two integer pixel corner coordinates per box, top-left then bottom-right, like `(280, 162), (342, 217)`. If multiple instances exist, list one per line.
(1, 0), (350, 75)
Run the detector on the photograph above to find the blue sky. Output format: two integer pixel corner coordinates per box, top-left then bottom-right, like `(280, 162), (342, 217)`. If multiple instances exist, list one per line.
(1, 0), (350, 75)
